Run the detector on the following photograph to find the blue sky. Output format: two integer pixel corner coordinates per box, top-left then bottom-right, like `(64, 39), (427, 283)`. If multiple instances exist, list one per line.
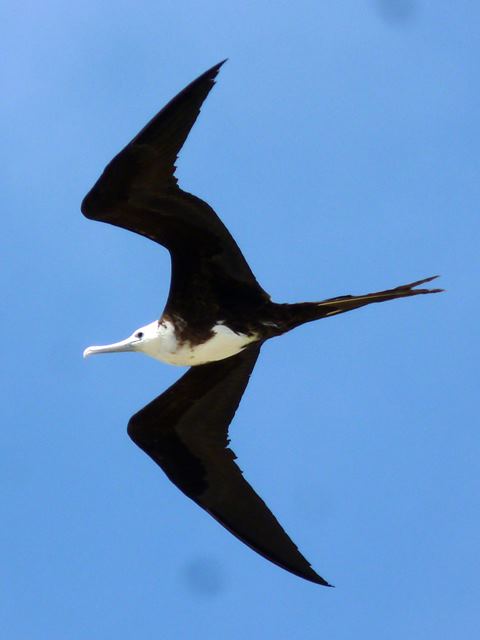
(2, 1), (479, 638)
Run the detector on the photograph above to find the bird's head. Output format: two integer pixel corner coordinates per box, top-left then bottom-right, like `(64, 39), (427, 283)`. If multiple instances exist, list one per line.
(83, 320), (160, 358)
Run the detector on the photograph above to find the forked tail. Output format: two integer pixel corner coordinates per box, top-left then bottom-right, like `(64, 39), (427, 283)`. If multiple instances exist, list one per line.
(279, 276), (443, 331)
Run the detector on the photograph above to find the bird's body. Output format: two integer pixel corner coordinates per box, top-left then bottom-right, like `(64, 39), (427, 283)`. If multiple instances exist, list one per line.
(82, 61), (441, 586)
(85, 318), (258, 366)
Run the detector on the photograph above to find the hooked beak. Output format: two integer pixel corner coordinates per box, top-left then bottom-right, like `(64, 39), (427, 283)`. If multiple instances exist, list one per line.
(83, 336), (139, 358)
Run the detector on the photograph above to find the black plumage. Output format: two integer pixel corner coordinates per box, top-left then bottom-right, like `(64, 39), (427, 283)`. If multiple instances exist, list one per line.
(82, 61), (441, 585)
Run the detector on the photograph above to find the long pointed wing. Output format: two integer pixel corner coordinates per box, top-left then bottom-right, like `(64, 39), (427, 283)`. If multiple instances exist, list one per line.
(81, 61), (269, 323)
(127, 346), (330, 586)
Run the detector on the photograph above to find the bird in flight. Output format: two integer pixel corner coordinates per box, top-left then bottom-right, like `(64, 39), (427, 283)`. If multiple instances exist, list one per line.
(82, 61), (441, 586)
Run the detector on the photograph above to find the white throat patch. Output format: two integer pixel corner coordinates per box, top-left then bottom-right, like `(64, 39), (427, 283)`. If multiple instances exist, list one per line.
(138, 319), (258, 366)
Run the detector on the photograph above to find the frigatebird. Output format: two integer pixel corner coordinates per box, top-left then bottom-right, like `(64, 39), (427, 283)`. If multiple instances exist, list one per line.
(82, 61), (441, 586)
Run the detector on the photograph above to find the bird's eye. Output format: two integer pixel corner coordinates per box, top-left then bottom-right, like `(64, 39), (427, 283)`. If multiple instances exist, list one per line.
(135, 332), (144, 339)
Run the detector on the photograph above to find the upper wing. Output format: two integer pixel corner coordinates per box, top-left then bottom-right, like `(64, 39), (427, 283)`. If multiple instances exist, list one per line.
(81, 61), (269, 320)
(127, 345), (330, 586)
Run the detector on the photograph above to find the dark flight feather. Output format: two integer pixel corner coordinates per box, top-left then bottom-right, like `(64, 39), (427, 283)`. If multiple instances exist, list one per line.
(81, 61), (269, 333)
(128, 345), (330, 586)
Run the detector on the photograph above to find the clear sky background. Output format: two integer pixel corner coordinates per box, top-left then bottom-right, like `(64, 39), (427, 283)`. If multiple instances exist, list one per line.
(2, 1), (479, 638)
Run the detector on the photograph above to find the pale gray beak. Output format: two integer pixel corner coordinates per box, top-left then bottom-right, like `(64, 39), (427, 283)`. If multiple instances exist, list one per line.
(83, 337), (138, 358)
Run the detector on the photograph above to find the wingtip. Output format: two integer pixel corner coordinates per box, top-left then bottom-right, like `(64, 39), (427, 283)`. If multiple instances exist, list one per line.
(291, 563), (333, 587)
(315, 578), (335, 588)
(208, 59), (228, 80)
(312, 573), (334, 588)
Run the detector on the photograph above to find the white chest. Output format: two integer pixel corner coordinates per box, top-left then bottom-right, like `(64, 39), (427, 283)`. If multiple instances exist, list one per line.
(140, 320), (258, 366)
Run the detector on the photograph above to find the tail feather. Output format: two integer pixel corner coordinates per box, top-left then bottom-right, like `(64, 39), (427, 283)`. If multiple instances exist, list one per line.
(279, 276), (443, 331)
(317, 275), (443, 317)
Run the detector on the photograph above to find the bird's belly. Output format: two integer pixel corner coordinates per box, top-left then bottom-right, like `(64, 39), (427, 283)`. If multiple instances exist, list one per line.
(147, 323), (258, 366)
